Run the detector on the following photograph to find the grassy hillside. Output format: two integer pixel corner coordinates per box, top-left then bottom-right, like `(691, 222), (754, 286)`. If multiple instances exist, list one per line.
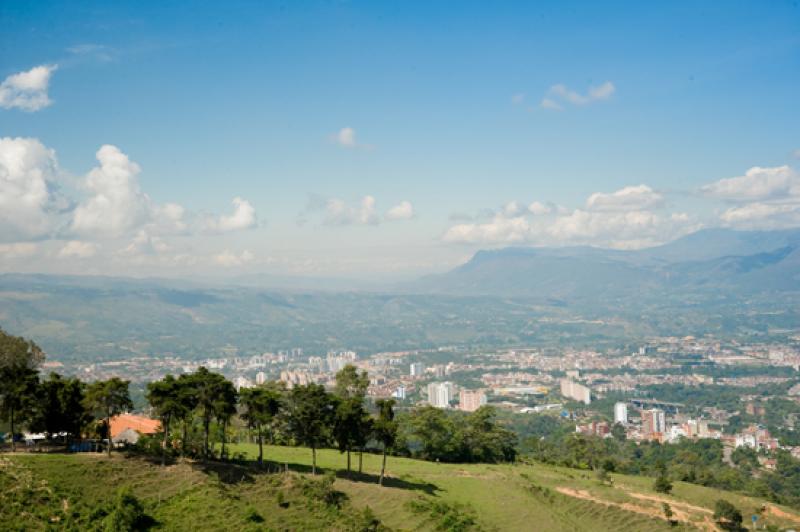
(3, 445), (800, 531)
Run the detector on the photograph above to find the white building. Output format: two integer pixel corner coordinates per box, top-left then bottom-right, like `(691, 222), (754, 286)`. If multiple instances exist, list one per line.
(427, 382), (454, 408)
(614, 402), (628, 424)
(255, 371), (267, 385)
(393, 385), (406, 400)
(560, 379), (591, 404)
(410, 362), (424, 377)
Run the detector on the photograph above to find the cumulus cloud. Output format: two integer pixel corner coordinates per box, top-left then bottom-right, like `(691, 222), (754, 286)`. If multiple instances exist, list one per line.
(443, 185), (695, 249)
(71, 145), (151, 236)
(213, 249), (254, 267)
(215, 197), (257, 232)
(0, 65), (58, 111)
(386, 200), (415, 220)
(586, 185), (663, 211)
(58, 240), (98, 258)
(0, 242), (37, 259)
(121, 230), (169, 256)
(701, 165), (798, 202)
(541, 81), (615, 110)
(0, 137), (64, 242)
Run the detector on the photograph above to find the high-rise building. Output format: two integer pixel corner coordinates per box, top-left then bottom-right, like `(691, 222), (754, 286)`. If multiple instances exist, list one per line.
(393, 385), (406, 400)
(410, 362), (424, 377)
(459, 390), (487, 412)
(642, 408), (666, 435)
(614, 402), (628, 424)
(427, 382), (454, 408)
(560, 379), (591, 404)
(255, 371), (267, 385)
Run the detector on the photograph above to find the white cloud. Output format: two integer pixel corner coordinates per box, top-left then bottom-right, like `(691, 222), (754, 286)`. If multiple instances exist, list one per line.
(58, 240), (98, 258)
(701, 165), (798, 202)
(324, 195), (379, 225)
(528, 201), (552, 215)
(0, 242), (37, 259)
(586, 185), (663, 211)
(121, 230), (169, 256)
(0, 65), (58, 112)
(213, 249), (254, 267)
(332, 127), (358, 148)
(386, 200), (415, 220)
(72, 145), (151, 237)
(541, 81), (615, 110)
(0, 137), (63, 242)
(216, 197), (257, 232)
(443, 185), (695, 249)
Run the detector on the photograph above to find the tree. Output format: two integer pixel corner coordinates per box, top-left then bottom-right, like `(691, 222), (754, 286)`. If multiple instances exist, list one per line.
(0, 365), (39, 452)
(713, 499), (742, 531)
(31, 373), (90, 441)
(0, 329), (44, 452)
(84, 378), (133, 456)
(662, 502), (674, 524)
(175, 373), (198, 456)
(373, 399), (397, 486)
(333, 397), (371, 477)
(653, 473), (673, 494)
(285, 384), (336, 475)
(214, 379), (238, 460)
(409, 406), (456, 461)
(334, 365), (369, 400)
(240, 383), (284, 467)
(189, 367), (234, 459)
(146, 375), (188, 465)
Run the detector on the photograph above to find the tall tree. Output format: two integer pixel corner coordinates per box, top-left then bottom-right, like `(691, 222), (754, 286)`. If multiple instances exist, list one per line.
(214, 380), (238, 460)
(334, 365), (370, 473)
(84, 378), (133, 456)
(374, 399), (397, 486)
(0, 329), (44, 452)
(0, 365), (39, 452)
(146, 375), (187, 465)
(285, 383), (336, 475)
(31, 373), (90, 441)
(334, 365), (369, 400)
(175, 373), (198, 456)
(189, 367), (234, 459)
(240, 383), (284, 467)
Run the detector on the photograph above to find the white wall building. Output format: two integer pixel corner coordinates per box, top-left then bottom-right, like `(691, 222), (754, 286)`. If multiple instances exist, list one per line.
(614, 402), (628, 424)
(427, 382), (454, 408)
(560, 379), (591, 404)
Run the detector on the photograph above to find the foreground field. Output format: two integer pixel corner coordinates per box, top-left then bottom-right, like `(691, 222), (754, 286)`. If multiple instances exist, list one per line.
(2, 445), (800, 531)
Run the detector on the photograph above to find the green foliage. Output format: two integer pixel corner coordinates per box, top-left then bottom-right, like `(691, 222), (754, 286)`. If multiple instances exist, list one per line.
(284, 384), (337, 473)
(402, 405), (516, 463)
(654, 474), (673, 494)
(102, 488), (152, 532)
(84, 377), (133, 455)
(30, 373), (90, 438)
(713, 499), (743, 530)
(406, 497), (481, 531)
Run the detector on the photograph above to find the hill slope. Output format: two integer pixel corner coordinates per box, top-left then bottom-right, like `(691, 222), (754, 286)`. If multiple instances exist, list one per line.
(4, 446), (800, 531)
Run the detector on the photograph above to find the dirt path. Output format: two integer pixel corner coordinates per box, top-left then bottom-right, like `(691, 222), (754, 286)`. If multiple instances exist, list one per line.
(555, 486), (714, 530)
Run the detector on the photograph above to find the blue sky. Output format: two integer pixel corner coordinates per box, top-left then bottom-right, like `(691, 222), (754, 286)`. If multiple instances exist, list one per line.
(1, 1), (799, 279)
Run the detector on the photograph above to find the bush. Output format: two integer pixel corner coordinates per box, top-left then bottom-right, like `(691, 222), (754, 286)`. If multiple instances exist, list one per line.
(102, 488), (152, 531)
(407, 497), (481, 531)
(713, 499), (742, 531)
(653, 474), (673, 494)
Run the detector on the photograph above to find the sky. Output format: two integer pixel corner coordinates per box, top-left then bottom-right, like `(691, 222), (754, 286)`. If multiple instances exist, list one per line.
(1, 1), (799, 280)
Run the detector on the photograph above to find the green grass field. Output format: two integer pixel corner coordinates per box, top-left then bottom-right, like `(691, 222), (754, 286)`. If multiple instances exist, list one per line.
(2, 445), (800, 531)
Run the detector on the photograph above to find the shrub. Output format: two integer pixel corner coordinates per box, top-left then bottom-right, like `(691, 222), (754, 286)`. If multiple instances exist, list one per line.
(102, 488), (152, 532)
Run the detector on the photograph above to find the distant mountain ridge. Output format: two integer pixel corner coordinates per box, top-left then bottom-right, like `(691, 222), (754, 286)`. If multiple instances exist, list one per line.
(407, 228), (800, 298)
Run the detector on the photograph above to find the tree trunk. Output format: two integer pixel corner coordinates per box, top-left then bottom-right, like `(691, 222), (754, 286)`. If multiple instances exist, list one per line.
(181, 420), (188, 457)
(106, 409), (112, 457)
(162, 417), (170, 466)
(9, 407), (15, 453)
(203, 418), (210, 459)
(221, 418), (227, 461)
(312, 445), (316, 475)
(257, 425), (264, 467)
(347, 446), (351, 477)
(380, 447), (387, 486)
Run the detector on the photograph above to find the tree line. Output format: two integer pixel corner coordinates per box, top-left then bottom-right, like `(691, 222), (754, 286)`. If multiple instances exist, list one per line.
(0, 329), (515, 485)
